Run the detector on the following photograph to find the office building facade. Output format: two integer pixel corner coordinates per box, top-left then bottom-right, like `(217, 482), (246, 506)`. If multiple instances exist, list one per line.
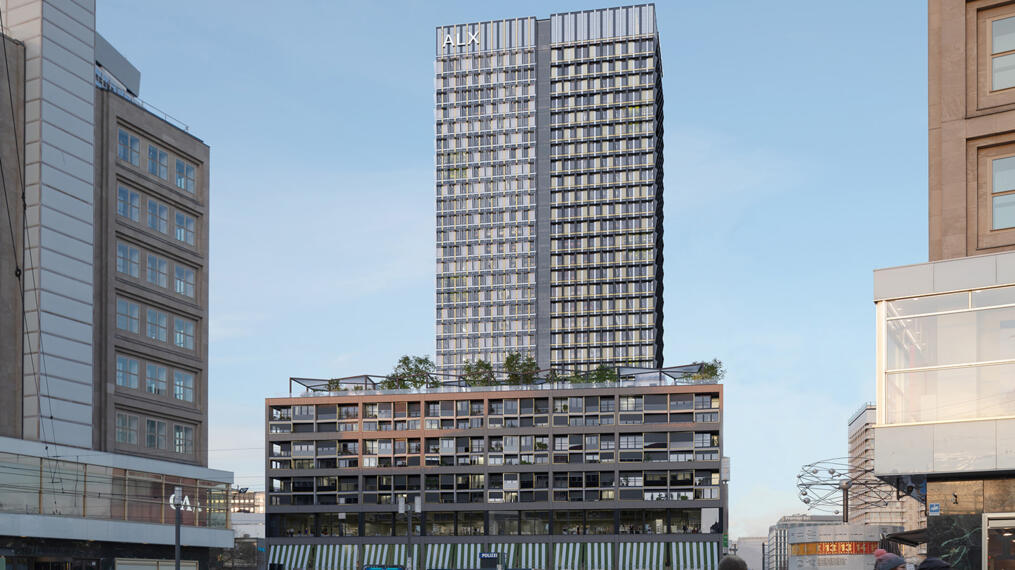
(435, 4), (664, 374)
(872, 2), (1015, 568)
(0, 1), (231, 568)
(265, 373), (725, 570)
(765, 515), (840, 570)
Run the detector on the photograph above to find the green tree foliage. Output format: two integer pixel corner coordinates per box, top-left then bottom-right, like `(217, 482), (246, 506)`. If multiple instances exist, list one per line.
(503, 352), (539, 385)
(381, 355), (437, 389)
(462, 359), (496, 386)
(587, 364), (618, 383)
(690, 358), (726, 380)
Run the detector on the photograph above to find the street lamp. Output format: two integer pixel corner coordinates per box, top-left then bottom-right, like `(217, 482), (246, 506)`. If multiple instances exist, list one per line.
(173, 486), (183, 570)
(399, 496), (422, 570)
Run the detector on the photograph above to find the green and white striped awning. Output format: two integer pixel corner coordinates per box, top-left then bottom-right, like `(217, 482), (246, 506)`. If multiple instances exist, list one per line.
(426, 543), (454, 570)
(457, 544), (482, 569)
(517, 543), (547, 570)
(363, 544), (392, 567)
(555, 543), (584, 570)
(672, 541), (720, 570)
(392, 544), (420, 568)
(619, 543), (664, 570)
(268, 544), (312, 570)
(315, 545), (357, 570)
(587, 542), (613, 570)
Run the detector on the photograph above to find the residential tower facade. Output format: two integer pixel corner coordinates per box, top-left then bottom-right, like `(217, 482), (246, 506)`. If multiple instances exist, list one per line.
(435, 4), (664, 374)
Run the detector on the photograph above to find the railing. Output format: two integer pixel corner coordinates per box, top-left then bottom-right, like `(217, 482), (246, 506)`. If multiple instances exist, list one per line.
(94, 66), (191, 132)
(285, 376), (720, 398)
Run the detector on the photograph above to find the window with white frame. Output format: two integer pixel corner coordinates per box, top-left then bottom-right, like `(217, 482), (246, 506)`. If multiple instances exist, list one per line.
(146, 308), (168, 342)
(175, 212), (196, 246)
(146, 419), (167, 449)
(116, 298), (139, 333)
(117, 129), (139, 166)
(116, 413), (138, 445)
(175, 159), (196, 193)
(174, 425), (194, 454)
(175, 265), (196, 298)
(116, 242), (139, 278)
(117, 186), (140, 222)
(148, 144), (168, 179)
(146, 254), (168, 288)
(174, 317), (195, 350)
(115, 354), (139, 389)
(147, 200), (168, 233)
(174, 371), (194, 402)
(146, 363), (167, 395)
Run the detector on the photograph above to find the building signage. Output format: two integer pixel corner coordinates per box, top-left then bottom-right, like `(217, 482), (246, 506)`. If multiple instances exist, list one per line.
(928, 503), (940, 516)
(443, 31), (480, 49)
(790, 542), (879, 556)
(168, 492), (195, 512)
(479, 553), (499, 559)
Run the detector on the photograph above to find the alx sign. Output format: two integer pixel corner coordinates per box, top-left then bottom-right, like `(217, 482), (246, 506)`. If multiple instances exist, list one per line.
(443, 30), (479, 49)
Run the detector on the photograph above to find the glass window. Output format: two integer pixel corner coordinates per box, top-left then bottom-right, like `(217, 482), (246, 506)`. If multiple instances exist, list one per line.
(174, 371), (194, 402)
(995, 194), (1015, 230)
(116, 243), (139, 278)
(174, 318), (195, 350)
(146, 308), (168, 342)
(885, 362), (1015, 423)
(116, 298), (139, 333)
(146, 254), (168, 288)
(146, 363), (167, 395)
(886, 305), (1015, 370)
(147, 200), (168, 233)
(117, 187), (140, 222)
(174, 425), (194, 454)
(148, 145), (168, 179)
(116, 413), (138, 445)
(146, 419), (167, 449)
(117, 129), (140, 166)
(995, 17), (1015, 90)
(175, 159), (196, 193)
(175, 212), (196, 245)
(115, 355), (139, 389)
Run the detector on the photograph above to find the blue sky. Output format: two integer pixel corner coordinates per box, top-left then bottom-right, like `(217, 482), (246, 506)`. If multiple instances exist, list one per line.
(98, 1), (927, 538)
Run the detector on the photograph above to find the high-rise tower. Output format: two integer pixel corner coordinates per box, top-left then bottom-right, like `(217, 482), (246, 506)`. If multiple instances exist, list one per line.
(435, 4), (664, 374)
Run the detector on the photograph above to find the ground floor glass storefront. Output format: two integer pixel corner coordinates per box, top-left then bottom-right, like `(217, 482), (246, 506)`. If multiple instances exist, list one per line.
(925, 478), (1015, 570)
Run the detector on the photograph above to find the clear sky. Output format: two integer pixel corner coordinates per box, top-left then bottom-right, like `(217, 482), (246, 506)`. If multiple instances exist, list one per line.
(98, 1), (928, 539)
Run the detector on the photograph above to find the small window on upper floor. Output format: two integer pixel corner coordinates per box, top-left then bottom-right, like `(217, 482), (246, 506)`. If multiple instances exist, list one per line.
(994, 16), (1015, 91)
(993, 155), (1015, 229)
(117, 187), (140, 222)
(176, 159), (196, 193)
(118, 129), (139, 166)
(175, 212), (196, 246)
(148, 145), (168, 179)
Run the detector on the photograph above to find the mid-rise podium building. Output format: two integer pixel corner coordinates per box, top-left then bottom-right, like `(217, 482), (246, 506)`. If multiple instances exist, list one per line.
(435, 4), (665, 374)
(264, 368), (726, 570)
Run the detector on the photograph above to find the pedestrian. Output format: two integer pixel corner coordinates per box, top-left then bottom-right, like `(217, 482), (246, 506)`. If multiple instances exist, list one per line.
(876, 554), (907, 570)
(718, 555), (748, 570)
(917, 557), (951, 570)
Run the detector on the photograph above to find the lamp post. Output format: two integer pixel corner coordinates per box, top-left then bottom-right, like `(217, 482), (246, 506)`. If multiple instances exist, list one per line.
(173, 486), (183, 570)
(399, 496), (421, 570)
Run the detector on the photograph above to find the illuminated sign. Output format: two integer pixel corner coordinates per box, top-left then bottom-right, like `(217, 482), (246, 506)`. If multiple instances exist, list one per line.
(443, 31), (480, 49)
(790, 542), (879, 556)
